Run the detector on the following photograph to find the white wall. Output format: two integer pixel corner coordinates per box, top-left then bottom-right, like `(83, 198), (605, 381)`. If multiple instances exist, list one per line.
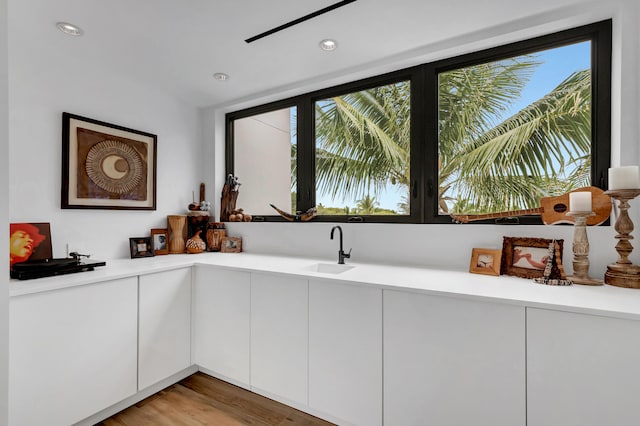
(206, 0), (640, 280)
(0, 0), (9, 421)
(235, 109), (292, 215)
(8, 17), (203, 260)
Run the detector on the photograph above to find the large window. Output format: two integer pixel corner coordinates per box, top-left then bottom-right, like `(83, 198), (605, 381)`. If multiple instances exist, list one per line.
(226, 20), (611, 224)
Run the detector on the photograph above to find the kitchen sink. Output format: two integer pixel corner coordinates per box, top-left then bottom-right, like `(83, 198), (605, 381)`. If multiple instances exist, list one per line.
(305, 263), (355, 274)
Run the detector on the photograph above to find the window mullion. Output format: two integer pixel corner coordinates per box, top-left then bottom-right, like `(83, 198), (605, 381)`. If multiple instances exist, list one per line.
(296, 97), (315, 213)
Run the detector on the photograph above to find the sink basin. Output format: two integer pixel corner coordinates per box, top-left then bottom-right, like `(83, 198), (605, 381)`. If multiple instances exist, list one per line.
(305, 263), (355, 274)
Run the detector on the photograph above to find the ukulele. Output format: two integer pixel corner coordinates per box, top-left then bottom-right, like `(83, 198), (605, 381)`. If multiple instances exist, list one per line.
(450, 186), (611, 225)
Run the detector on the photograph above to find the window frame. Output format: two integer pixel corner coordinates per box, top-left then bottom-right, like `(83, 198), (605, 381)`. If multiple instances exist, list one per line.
(225, 19), (611, 224)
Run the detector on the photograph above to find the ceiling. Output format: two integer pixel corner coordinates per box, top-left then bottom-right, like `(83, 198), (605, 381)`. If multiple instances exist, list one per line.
(11, 0), (590, 109)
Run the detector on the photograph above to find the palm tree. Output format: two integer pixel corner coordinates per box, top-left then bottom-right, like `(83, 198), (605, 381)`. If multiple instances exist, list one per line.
(315, 82), (410, 203)
(314, 55), (591, 215)
(356, 194), (379, 215)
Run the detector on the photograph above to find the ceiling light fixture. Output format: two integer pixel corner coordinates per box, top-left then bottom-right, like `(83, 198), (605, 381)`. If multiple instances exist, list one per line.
(56, 22), (83, 36)
(213, 73), (229, 81)
(319, 39), (338, 51)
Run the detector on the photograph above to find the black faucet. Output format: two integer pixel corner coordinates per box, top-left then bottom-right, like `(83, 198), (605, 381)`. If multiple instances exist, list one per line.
(330, 225), (351, 264)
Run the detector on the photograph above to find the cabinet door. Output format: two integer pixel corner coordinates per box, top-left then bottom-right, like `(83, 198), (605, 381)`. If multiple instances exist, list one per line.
(528, 308), (640, 426)
(251, 273), (308, 405)
(9, 277), (138, 426)
(139, 268), (192, 390)
(193, 266), (250, 386)
(384, 290), (525, 426)
(309, 279), (382, 426)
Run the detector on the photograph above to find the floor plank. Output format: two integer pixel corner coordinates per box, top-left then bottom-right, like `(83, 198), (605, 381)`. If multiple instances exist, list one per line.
(96, 373), (334, 426)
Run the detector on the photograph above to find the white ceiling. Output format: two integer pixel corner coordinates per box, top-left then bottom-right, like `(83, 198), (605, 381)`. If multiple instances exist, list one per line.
(12, 0), (592, 109)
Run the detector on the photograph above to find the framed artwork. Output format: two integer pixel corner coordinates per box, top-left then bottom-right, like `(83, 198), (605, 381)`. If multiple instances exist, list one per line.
(501, 237), (564, 279)
(129, 237), (154, 258)
(151, 228), (169, 255)
(220, 237), (242, 253)
(62, 112), (157, 210)
(469, 248), (502, 276)
(10, 223), (53, 268)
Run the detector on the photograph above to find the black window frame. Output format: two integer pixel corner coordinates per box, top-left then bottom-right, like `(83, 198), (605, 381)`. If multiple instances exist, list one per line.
(226, 19), (611, 224)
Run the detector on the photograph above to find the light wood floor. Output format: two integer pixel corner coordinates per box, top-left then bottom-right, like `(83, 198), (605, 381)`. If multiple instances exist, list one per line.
(97, 372), (335, 426)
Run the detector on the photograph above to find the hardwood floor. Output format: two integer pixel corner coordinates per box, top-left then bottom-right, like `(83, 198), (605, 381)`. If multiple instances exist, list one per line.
(97, 372), (335, 426)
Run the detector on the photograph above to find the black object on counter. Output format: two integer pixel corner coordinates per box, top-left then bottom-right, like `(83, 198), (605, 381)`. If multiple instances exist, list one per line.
(10, 258), (106, 280)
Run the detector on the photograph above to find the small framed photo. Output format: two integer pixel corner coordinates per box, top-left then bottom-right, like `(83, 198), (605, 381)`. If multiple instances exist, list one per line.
(129, 237), (154, 258)
(501, 237), (564, 279)
(221, 237), (242, 253)
(469, 248), (502, 276)
(150, 228), (169, 255)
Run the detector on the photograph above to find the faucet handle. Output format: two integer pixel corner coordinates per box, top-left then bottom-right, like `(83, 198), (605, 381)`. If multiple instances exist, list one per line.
(344, 248), (352, 259)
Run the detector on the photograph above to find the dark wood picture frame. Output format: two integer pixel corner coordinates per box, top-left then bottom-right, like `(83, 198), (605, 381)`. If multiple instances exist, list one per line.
(469, 248), (502, 276)
(129, 237), (154, 259)
(62, 112), (157, 210)
(501, 236), (564, 279)
(220, 237), (242, 253)
(150, 228), (169, 256)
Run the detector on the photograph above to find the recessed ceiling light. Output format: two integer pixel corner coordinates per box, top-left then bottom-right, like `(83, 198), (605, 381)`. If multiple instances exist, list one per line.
(56, 22), (83, 36)
(213, 73), (229, 81)
(319, 39), (337, 51)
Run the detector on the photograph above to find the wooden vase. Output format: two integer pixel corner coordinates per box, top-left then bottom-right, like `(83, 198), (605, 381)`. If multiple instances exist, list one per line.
(167, 215), (187, 254)
(206, 223), (227, 252)
(186, 230), (206, 254)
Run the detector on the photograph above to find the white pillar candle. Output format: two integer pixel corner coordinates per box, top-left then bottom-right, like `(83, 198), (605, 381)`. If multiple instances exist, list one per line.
(609, 166), (640, 190)
(569, 191), (592, 212)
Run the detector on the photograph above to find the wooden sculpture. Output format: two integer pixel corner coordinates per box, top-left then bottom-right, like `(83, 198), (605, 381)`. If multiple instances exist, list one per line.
(220, 175), (240, 221)
(270, 204), (317, 222)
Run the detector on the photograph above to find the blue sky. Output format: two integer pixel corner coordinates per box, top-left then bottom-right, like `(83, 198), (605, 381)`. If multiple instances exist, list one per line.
(313, 40), (591, 212)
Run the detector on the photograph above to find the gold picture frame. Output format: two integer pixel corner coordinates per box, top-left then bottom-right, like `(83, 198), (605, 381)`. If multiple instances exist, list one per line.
(62, 112), (157, 210)
(469, 248), (502, 276)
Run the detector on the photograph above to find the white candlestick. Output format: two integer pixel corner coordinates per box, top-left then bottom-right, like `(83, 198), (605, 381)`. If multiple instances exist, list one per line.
(569, 191), (592, 212)
(609, 166), (640, 190)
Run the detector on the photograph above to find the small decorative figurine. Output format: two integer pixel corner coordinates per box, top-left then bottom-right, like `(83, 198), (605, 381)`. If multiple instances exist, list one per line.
(229, 208), (251, 222)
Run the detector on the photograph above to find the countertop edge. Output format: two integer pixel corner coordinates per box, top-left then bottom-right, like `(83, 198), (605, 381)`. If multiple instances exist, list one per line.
(10, 252), (640, 321)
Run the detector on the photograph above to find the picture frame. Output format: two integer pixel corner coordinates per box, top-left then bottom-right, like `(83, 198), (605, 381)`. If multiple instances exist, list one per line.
(501, 237), (564, 279)
(129, 237), (154, 258)
(62, 112), (157, 210)
(150, 228), (169, 255)
(469, 248), (502, 276)
(220, 237), (242, 253)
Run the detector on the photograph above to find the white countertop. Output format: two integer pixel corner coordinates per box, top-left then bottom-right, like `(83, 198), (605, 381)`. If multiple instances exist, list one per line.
(10, 252), (640, 320)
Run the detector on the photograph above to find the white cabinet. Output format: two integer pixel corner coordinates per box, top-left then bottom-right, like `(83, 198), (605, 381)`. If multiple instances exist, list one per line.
(527, 308), (640, 426)
(308, 279), (382, 426)
(193, 266), (250, 386)
(250, 273), (308, 405)
(138, 268), (192, 390)
(383, 290), (526, 426)
(9, 277), (138, 426)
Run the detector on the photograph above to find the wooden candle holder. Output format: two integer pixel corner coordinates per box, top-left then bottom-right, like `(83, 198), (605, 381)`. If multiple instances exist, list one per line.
(566, 211), (602, 285)
(604, 189), (640, 288)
